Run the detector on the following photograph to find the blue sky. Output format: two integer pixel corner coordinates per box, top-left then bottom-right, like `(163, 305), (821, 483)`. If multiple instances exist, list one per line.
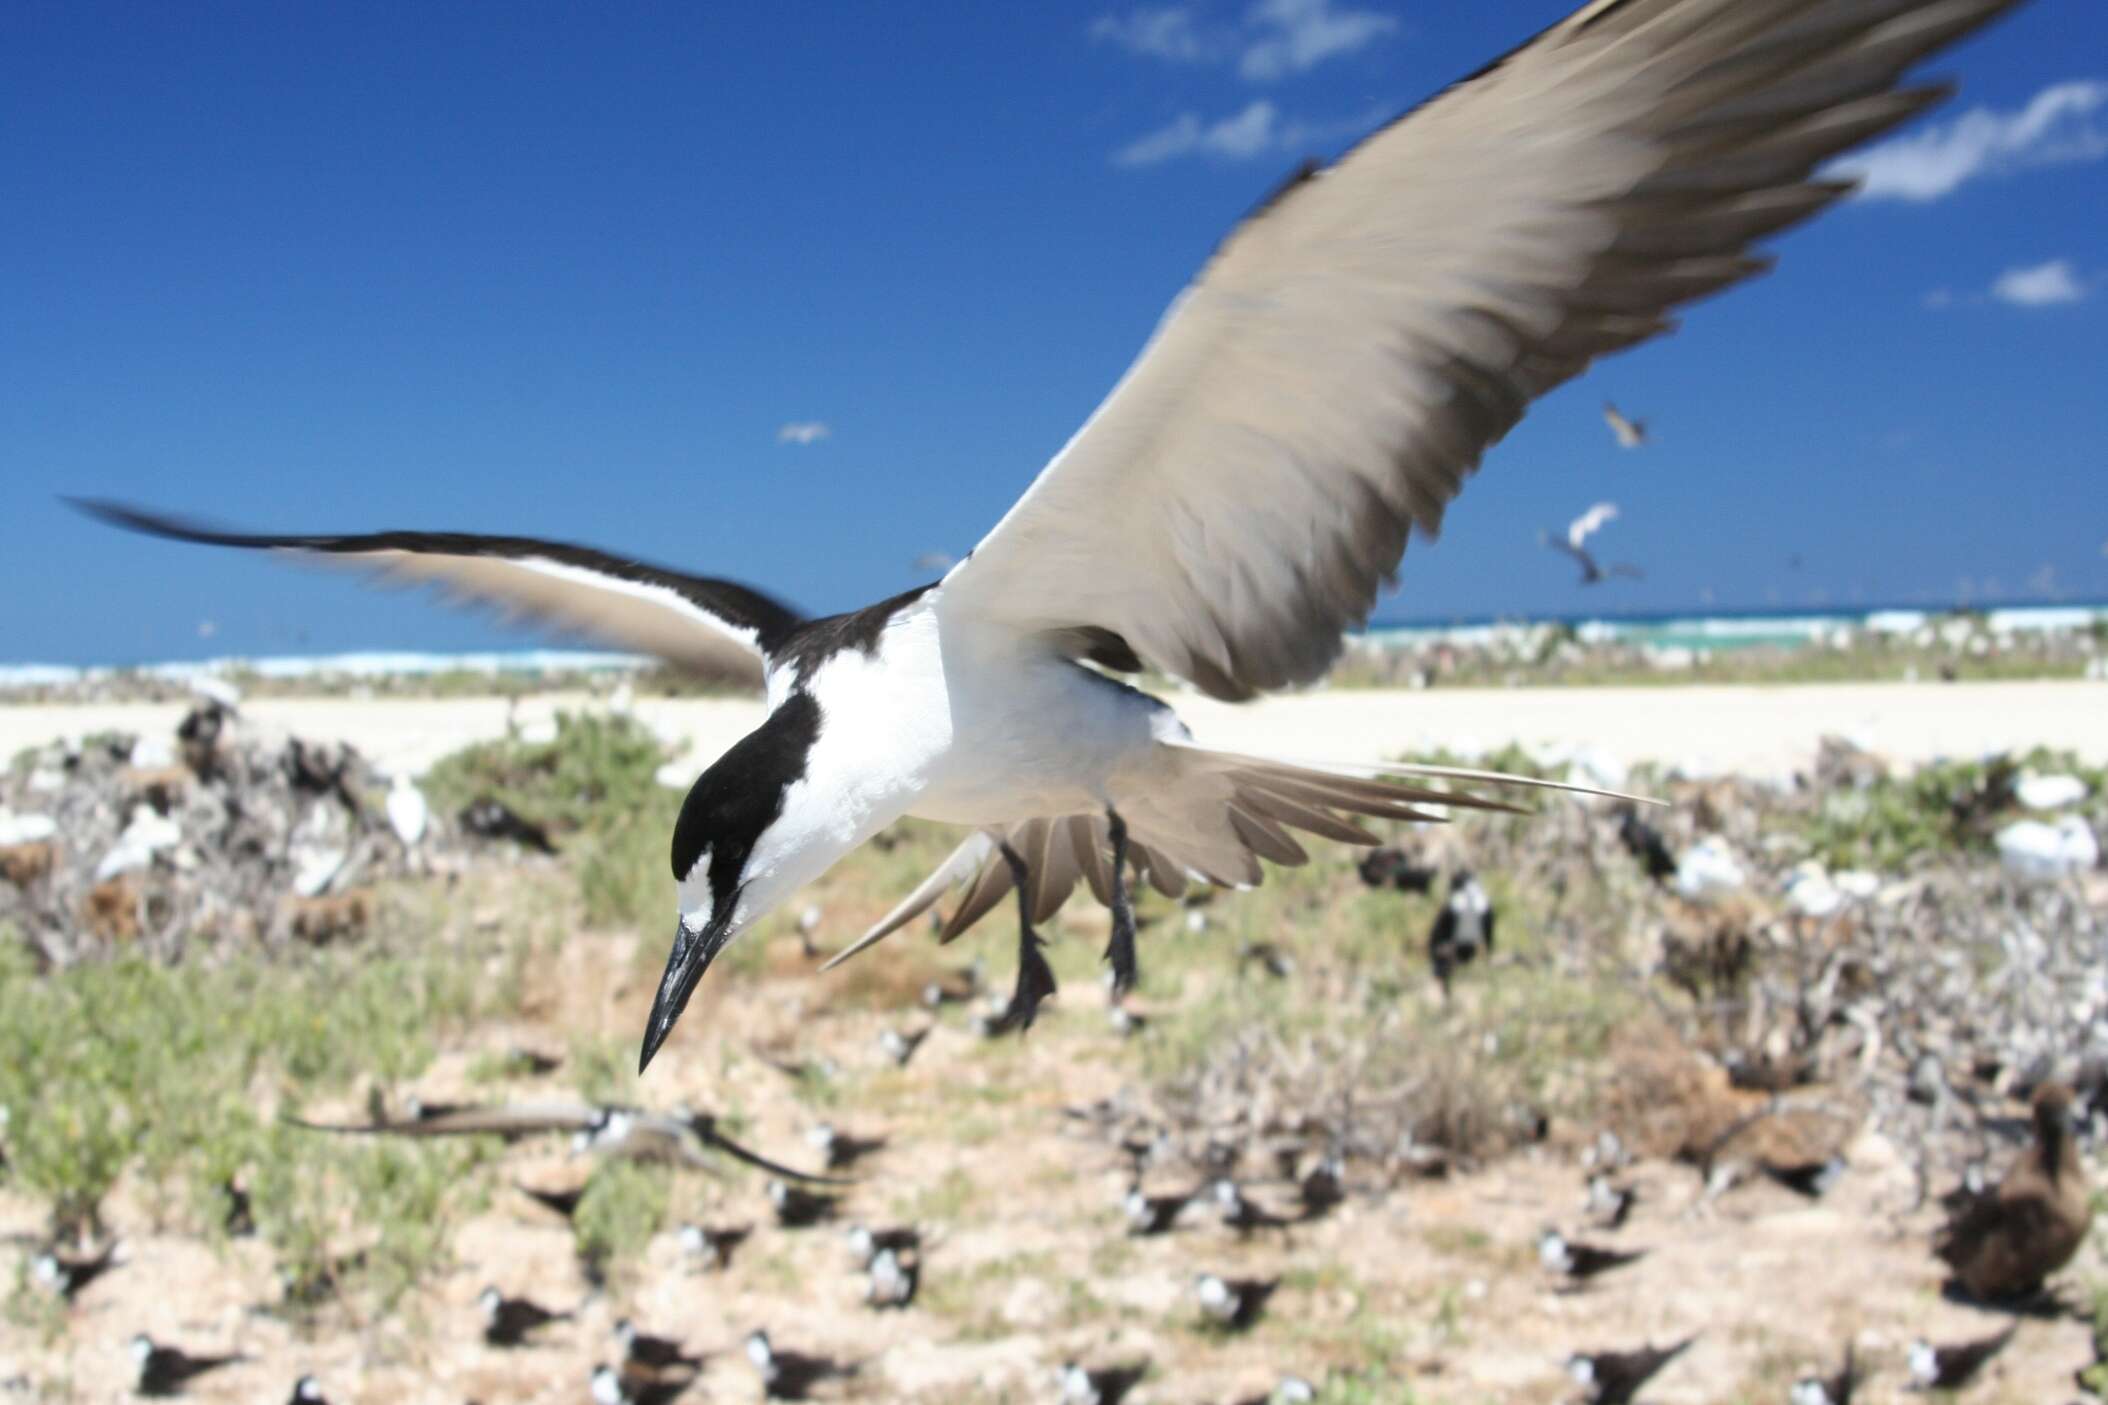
(4, 1), (2102, 667)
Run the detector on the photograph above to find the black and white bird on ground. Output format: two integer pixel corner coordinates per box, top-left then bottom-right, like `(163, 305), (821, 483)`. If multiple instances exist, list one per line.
(745, 1328), (855, 1400)
(1566, 1337), (1694, 1405)
(878, 1025), (931, 1068)
(480, 1285), (570, 1346)
(1763, 1154), (1848, 1199)
(30, 1241), (120, 1301)
(615, 1317), (703, 1374)
(286, 1375), (328, 1405)
(1195, 1272), (1278, 1331)
(865, 1246), (918, 1309)
(1602, 401), (1650, 450)
(76, 0), (2025, 1070)
(1214, 1178), (1294, 1238)
(1298, 1154), (1346, 1219)
(131, 1335), (243, 1398)
(844, 1222), (922, 1268)
(1058, 1361), (1149, 1405)
(1125, 1184), (1194, 1236)
(1357, 845), (1438, 893)
(1539, 1228), (1646, 1286)
(1582, 1174), (1636, 1230)
(768, 1177), (841, 1228)
(806, 1122), (885, 1170)
(1428, 870), (1495, 995)
(1906, 1323), (2016, 1391)
(590, 1362), (683, 1405)
(1616, 808), (1677, 886)
(1541, 503), (1644, 587)
(677, 1220), (751, 1272)
(1791, 1345), (1859, 1405)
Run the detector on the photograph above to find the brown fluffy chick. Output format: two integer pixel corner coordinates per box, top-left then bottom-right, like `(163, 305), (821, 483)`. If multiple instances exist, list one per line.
(1935, 1082), (2091, 1301)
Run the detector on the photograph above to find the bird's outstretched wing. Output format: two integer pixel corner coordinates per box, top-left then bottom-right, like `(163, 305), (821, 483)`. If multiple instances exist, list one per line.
(1567, 502), (1621, 551)
(70, 499), (800, 688)
(286, 1100), (602, 1137)
(938, 0), (2018, 701)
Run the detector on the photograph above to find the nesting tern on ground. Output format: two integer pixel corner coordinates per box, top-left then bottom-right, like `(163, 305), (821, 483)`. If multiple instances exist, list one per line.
(76, 0), (2024, 1070)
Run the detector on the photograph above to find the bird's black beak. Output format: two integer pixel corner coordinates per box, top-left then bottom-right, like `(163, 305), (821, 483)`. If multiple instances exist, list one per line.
(639, 913), (732, 1073)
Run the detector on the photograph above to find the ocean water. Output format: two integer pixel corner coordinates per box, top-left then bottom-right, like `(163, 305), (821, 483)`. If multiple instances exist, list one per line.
(4, 603), (2103, 690)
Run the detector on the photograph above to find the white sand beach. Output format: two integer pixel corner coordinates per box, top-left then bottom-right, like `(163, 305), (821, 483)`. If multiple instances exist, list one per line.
(6, 679), (2106, 782)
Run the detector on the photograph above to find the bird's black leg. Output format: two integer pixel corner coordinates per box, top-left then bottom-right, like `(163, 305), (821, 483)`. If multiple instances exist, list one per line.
(1104, 809), (1138, 996)
(993, 840), (1058, 1033)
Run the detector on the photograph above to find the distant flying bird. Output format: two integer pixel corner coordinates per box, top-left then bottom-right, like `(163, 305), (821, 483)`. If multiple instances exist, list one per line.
(912, 551), (958, 574)
(75, 0), (2020, 1072)
(1906, 1324), (2016, 1391)
(1566, 1337), (1694, 1405)
(1791, 1345), (1858, 1405)
(1539, 1228), (1645, 1286)
(480, 1285), (569, 1346)
(1428, 869), (1495, 995)
(1935, 1081), (2092, 1300)
(777, 421), (831, 445)
(1602, 401), (1649, 449)
(1542, 503), (1644, 586)
(132, 1335), (243, 1397)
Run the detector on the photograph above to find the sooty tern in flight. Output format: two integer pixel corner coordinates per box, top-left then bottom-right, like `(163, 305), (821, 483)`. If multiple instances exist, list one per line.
(76, 0), (2022, 1070)
(1541, 503), (1643, 586)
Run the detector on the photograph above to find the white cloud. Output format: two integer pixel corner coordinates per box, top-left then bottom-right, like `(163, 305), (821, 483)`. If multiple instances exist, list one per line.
(1114, 100), (1279, 165)
(1091, 0), (1395, 80)
(1991, 259), (2090, 307)
(1089, 6), (1214, 63)
(776, 421), (831, 445)
(1112, 98), (1387, 167)
(1239, 0), (1397, 80)
(1828, 79), (2108, 202)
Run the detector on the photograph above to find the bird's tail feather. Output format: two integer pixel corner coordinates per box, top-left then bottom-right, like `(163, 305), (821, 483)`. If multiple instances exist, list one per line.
(822, 746), (1645, 970)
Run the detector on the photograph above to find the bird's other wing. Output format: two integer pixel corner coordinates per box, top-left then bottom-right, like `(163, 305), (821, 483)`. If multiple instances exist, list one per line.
(286, 1101), (602, 1137)
(1568, 502), (1621, 549)
(937, 0), (2017, 701)
(70, 500), (800, 689)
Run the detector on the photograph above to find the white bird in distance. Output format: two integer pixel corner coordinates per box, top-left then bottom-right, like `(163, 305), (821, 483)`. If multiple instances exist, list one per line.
(777, 422), (830, 446)
(1543, 503), (1643, 586)
(1602, 401), (1650, 449)
(76, 0), (2025, 1072)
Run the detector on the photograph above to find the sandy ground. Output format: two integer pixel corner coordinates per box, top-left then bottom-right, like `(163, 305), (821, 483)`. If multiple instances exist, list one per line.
(2, 915), (2091, 1404)
(5, 680), (2108, 782)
